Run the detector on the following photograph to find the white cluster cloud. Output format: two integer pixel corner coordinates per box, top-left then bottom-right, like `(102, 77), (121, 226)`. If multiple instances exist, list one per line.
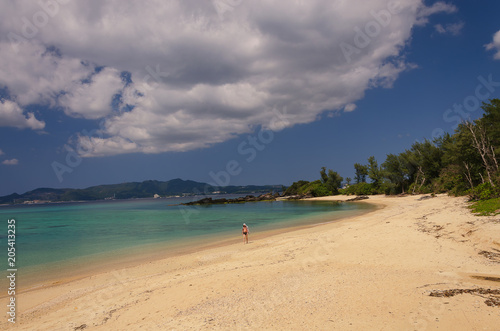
(2, 159), (19, 166)
(415, 1), (457, 26)
(0, 148), (19, 166)
(434, 21), (464, 36)
(344, 103), (357, 113)
(0, 0), (460, 156)
(485, 30), (500, 60)
(2, 159), (19, 165)
(0, 99), (45, 130)
(59, 67), (124, 119)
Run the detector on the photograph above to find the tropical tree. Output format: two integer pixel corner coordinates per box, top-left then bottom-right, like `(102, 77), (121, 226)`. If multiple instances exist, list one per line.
(354, 163), (368, 184)
(382, 153), (411, 194)
(345, 177), (352, 186)
(406, 139), (444, 193)
(481, 98), (500, 151)
(367, 156), (383, 188)
(325, 169), (343, 194)
(320, 167), (329, 184)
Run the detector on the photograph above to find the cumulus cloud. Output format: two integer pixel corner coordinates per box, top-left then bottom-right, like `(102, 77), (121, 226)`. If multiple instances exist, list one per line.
(0, 149), (3, 155)
(344, 103), (357, 112)
(0, 42), (93, 108)
(2, 159), (19, 166)
(434, 21), (464, 36)
(0, 0), (458, 156)
(58, 67), (124, 119)
(0, 99), (45, 130)
(415, 1), (457, 26)
(485, 30), (500, 60)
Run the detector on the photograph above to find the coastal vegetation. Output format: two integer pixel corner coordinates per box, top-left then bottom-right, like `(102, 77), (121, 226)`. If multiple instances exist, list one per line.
(286, 99), (500, 210)
(3, 99), (500, 212)
(468, 197), (500, 216)
(283, 168), (342, 197)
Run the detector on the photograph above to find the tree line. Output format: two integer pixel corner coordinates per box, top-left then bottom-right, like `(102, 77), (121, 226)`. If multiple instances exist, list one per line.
(285, 99), (500, 200)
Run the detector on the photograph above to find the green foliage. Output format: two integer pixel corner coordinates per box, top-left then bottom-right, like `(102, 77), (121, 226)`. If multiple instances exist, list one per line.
(320, 167), (329, 184)
(354, 163), (368, 183)
(284, 180), (332, 197)
(342, 182), (376, 195)
(367, 156), (382, 188)
(309, 181), (332, 197)
(324, 169), (343, 195)
(290, 99), (500, 203)
(468, 182), (500, 201)
(285, 167), (343, 197)
(407, 182), (432, 194)
(375, 99), (500, 199)
(283, 180), (311, 196)
(434, 164), (465, 194)
(382, 153), (409, 194)
(379, 181), (396, 195)
(468, 197), (500, 216)
(481, 99), (500, 152)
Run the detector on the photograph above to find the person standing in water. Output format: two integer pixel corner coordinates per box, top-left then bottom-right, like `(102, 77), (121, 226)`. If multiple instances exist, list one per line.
(242, 223), (249, 244)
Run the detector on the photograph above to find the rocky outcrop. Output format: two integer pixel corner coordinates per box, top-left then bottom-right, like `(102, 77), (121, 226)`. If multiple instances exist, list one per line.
(345, 195), (369, 202)
(417, 195), (435, 201)
(182, 193), (277, 206)
(279, 194), (314, 200)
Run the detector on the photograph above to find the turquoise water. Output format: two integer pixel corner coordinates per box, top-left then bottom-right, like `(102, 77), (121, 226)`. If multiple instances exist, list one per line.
(0, 196), (374, 277)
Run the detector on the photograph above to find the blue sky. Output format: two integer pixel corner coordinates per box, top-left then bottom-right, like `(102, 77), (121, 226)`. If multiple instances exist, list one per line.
(0, 0), (500, 196)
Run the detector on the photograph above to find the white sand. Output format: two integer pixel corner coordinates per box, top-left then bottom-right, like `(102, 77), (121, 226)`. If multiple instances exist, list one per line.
(2, 194), (499, 330)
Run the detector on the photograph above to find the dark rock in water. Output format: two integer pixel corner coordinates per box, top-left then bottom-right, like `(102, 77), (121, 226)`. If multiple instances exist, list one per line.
(197, 197), (214, 204)
(281, 195), (304, 200)
(281, 194), (314, 200)
(346, 195), (369, 202)
(182, 193), (276, 205)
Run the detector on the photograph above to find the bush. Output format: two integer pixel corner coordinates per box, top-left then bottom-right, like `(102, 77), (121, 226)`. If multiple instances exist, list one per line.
(343, 183), (375, 195)
(408, 183), (433, 195)
(310, 183), (331, 197)
(283, 180), (333, 197)
(468, 182), (499, 201)
(283, 180), (310, 196)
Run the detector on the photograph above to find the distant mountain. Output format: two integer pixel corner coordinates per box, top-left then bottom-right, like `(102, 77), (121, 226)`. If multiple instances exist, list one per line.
(0, 179), (282, 204)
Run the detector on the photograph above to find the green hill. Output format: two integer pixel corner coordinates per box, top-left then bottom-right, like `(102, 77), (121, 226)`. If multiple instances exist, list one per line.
(0, 179), (281, 204)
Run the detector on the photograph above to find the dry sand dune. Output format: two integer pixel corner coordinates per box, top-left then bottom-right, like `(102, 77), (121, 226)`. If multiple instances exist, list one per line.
(2, 194), (499, 330)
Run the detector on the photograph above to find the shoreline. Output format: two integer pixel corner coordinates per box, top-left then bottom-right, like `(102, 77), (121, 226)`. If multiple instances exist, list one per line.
(0, 192), (279, 207)
(2, 194), (499, 330)
(4, 198), (378, 295)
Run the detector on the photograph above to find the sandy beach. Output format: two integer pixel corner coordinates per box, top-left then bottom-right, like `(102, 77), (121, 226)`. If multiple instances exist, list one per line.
(2, 194), (499, 330)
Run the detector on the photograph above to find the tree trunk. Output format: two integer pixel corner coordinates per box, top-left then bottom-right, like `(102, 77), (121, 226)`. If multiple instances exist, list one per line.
(466, 121), (496, 187)
(463, 162), (474, 189)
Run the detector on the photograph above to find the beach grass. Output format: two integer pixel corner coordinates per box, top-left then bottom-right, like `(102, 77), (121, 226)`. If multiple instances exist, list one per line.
(469, 197), (500, 216)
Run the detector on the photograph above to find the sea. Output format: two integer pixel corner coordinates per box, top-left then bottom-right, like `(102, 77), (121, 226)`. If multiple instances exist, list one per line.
(0, 195), (375, 288)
